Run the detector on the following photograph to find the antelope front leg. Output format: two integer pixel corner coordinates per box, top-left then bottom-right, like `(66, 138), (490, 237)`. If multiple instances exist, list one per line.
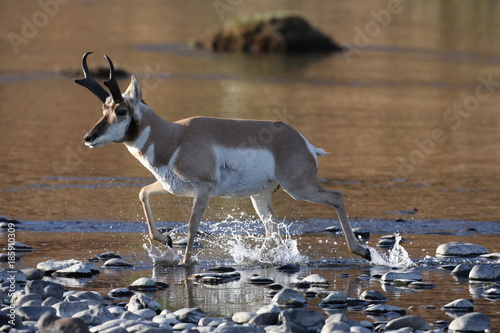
(183, 184), (212, 265)
(139, 181), (170, 244)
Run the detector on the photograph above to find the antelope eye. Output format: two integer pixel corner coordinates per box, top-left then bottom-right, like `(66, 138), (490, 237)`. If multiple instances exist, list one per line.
(115, 109), (128, 116)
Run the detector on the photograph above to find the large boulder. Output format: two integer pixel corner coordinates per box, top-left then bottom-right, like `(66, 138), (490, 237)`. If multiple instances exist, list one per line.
(126, 294), (162, 313)
(300, 274), (330, 287)
(469, 265), (500, 282)
(319, 291), (347, 308)
(0, 269), (26, 283)
(451, 263), (473, 277)
(441, 298), (474, 312)
(436, 242), (488, 258)
(53, 301), (92, 317)
(15, 306), (56, 321)
(37, 311), (89, 333)
(272, 288), (307, 307)
(448, 312), (491, 332)
(173, 307), (204, 324)
(359, 290), (387, 303)
(52, 263), (97, 278)
(25, 280), (65, 300)
(128, 277), (158, 291)
(363, 304), (406, 316)
(37, 259), (82, 274)
(73, 304), (115, 325)
(381, 269), (422, 283)
(198, 13), (342, 54)
(279, 309), (325, 333)
(384, 315), (428, 331)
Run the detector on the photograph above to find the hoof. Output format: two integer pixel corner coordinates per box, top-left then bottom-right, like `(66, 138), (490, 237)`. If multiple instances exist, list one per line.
(164, 234), (173, 248)
(351, 244), (372, 262)
(151, 233), (173, 248)
(182, 258), (197, 266)
(360, 245), (372, 261)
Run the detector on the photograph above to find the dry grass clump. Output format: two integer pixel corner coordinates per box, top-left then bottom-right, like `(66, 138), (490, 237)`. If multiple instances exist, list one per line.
(199, 13), (342, 53)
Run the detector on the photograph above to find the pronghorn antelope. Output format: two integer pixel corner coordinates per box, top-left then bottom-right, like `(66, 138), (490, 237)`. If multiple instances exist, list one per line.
(76, 52), (371, 265)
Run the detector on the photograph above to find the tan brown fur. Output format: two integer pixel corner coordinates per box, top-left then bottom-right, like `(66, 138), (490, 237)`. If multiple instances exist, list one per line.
(83, 75), (371, 265)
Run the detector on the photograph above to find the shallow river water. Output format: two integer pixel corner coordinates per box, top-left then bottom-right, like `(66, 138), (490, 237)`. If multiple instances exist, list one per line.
(3, 221), (500, 329)
(1, 0), (499, 330)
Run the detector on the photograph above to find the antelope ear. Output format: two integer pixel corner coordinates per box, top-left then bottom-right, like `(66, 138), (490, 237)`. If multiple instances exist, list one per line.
(124, 75), (142, 104)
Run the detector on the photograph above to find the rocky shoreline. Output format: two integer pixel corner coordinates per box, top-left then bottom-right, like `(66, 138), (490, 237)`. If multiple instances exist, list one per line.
(1, 240), (499, 333)
(0, 216), (498, 333)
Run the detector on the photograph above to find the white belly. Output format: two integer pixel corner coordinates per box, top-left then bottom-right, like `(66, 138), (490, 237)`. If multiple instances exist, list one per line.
(129, 145), (276, 198)
(211, 147), (276, 198)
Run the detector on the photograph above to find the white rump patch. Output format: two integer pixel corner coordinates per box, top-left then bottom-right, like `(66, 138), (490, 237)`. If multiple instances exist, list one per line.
(299, 134), (327, 166)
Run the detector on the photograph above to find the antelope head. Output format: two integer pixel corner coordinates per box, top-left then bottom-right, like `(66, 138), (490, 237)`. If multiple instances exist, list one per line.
(75, 52), (143, 148)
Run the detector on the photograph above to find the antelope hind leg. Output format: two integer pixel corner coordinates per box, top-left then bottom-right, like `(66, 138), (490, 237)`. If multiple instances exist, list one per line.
(251, 186), (282, 252)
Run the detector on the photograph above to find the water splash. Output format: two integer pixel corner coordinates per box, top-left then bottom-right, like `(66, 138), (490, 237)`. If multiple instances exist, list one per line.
(142, 238), (181, 267)
(369, 234), (415, 268)
(206, 219), (307, 266)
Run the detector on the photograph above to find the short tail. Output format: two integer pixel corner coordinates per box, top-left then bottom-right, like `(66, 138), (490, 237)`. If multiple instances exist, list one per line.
(299, 133), (329, 159)
(314, 147), (329, 156)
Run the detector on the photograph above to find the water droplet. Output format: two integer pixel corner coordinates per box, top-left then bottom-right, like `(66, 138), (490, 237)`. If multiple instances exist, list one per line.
(205, 220), (307, 266)
(142, 237), (181, 266)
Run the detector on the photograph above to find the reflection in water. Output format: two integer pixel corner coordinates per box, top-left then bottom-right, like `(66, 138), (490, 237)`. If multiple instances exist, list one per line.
(3, 230), (499, 327)
(2, 222), (499, 328)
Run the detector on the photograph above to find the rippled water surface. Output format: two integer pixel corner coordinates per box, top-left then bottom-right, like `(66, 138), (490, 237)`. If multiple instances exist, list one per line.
(1, 0), (500, 330)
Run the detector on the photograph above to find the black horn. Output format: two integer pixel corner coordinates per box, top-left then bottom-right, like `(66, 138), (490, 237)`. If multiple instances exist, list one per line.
(74, 52), (109, 103)
(103, 55), (124, 104)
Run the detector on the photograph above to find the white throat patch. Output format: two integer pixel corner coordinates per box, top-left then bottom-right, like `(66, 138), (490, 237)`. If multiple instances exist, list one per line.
(131, 126), (151, 151)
